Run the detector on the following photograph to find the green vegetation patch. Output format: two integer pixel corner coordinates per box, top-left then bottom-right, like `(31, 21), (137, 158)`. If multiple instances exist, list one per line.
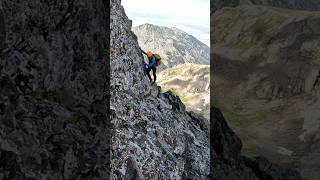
(213, 100), (267, 153)
(179, 94), (193, 106)
(161, 87), (192, 106)
(213, 101), (266, 131)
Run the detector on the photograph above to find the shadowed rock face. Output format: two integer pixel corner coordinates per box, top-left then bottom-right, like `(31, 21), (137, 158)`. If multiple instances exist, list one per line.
(211, 0), (320, 13)
(110, 0), (209, 179)
(0, 0), (109, 179)
(212, 3), (320, 180)
(0, 4), (5, 50)
(211, 0), (240, 14)
(248, 0), (320, 11)
(210, 107), (305, 180)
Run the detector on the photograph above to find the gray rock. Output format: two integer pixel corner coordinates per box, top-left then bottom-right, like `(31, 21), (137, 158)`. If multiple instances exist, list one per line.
(110, 0), (209, 179)
(125, 156), (144, 180)
(0, 0), (109, 179)
(0, 3), (5, 50)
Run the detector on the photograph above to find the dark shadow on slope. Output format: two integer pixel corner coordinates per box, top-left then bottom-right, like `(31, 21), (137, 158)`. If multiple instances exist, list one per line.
(0, 0), (110, 179)
(210, 107), (305, 180)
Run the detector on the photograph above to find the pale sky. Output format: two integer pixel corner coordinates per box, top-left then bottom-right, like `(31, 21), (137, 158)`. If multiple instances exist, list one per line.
(121, 0), (210, 46)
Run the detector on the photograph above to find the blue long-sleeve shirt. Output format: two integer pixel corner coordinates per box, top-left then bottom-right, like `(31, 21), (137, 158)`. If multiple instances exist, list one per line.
(147, 56), (156, 68)
(141, 49), (156, 68)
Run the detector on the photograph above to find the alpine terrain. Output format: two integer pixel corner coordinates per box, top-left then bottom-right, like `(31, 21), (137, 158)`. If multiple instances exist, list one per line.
(132, 24), (210, 71)
(213, 1), (320, 180)
(0, 0), (308, 179)
(211, 0), (320, 14)
(111, 0), (304, 179)
(157, 63), (210, 120)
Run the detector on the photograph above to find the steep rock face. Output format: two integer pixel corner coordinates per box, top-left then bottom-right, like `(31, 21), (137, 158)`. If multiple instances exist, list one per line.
(0, 0), (109, 179)
(212, 4), (320, 180)
(211, 0), (320, 13)
(132, 24), (210, 71)
(0, 3), (5, 49)
(110, 0), (209, 179)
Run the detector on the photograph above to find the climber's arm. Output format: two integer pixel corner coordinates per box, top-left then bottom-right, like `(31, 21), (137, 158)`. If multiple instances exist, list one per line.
(148, 56), (156, 68)
(140, 48), (147, 55)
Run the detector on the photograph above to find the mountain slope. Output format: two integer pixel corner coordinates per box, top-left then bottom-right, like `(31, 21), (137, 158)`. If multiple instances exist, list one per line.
(212, 4), (320, 180)
(211, 107), (304, 180)
(157, 63), (210, 120)
(211, 0), (320, 13)
(132, 24), (210, 71)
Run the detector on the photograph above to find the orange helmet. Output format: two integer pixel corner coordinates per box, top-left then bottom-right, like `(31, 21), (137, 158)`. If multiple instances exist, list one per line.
(147, 51), (153, 58)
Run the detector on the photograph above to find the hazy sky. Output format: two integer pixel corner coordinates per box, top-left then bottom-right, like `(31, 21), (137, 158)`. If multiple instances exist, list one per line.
(121, 0), (210, 46)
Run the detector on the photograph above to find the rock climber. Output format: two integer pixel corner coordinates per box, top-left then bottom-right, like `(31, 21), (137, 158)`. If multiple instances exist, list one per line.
(140, 48), (157, 84)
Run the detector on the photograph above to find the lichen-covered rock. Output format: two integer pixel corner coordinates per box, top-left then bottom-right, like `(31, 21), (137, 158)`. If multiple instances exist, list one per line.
(0, 0), (109, 179)
(110, 0), (209, 179)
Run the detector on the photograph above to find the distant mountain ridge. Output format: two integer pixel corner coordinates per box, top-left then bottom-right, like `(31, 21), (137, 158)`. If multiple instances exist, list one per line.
(132, 23), (209, 71)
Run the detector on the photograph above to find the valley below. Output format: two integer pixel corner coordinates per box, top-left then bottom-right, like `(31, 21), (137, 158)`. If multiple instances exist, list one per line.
(157, 63), (210, 120)
(212, 3), (320, 180)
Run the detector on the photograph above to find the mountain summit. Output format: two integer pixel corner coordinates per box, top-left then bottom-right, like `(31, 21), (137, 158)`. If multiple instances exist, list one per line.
(132, 23), (210, 71)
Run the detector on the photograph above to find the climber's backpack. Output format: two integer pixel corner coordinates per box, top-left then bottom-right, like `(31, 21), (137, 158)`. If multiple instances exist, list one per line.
(154, 54), (161, 66)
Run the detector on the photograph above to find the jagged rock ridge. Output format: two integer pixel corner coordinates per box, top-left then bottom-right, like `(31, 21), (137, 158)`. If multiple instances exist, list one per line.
(132, 23), (210, 71)
(110, 0), (209, 179)
(0, 0), (109, 179)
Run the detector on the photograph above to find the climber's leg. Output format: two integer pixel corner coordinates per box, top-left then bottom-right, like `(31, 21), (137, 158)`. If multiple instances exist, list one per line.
(152, 67), (157, 83)
(146, 68), (152, 82)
